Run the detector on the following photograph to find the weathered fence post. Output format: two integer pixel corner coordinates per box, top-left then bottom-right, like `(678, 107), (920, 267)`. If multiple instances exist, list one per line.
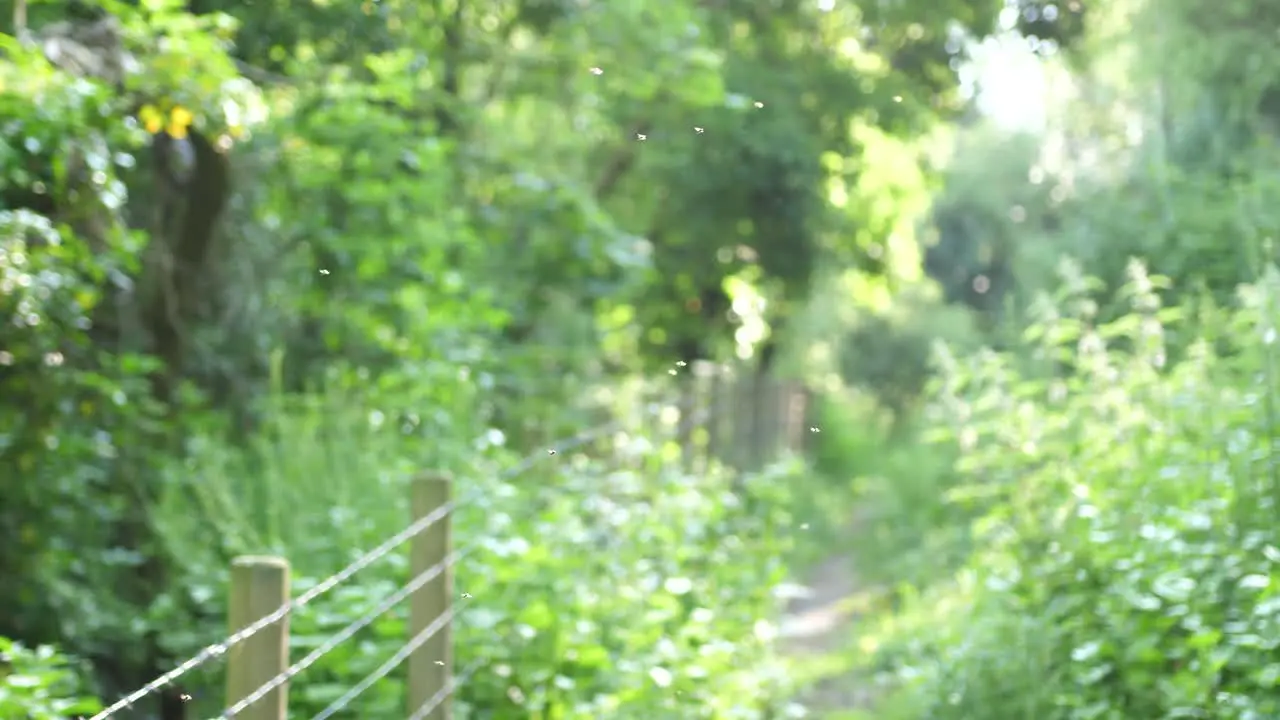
(688, 361), (713, 473)
(743, 368), (766, 471)
(677, 365), (697, 472)
(408, 474), (454, 720)
(782, 382), (809, 454)
(705, 362), (725, 465)
(760, 374), (785, 462)
(226, 556), (290, 720)
(730, 364), (754, 470)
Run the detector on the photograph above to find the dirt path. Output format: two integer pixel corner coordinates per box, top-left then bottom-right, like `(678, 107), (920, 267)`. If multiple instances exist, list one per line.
(778, 551), (876, 714)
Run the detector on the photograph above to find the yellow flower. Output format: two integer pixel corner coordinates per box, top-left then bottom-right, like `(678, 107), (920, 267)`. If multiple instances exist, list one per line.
(167, 105), (194, 139)
(170, 105), (194, 127)
(139, 103), (163, 134)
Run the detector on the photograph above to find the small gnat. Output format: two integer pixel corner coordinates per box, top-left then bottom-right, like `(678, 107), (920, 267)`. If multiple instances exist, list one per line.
(668, 368), (677, 375)
(461, 592), (473, 598)
(547, 448), (556, 455)
(754, 101), (764, 108)
(676, 360), (687, 366)
(319, 268), (330, 275)
(589, 67), (603, 75)
(809, 426), (820, 433)
(694, 127), (704, 134)
(636, 133), (647, 141)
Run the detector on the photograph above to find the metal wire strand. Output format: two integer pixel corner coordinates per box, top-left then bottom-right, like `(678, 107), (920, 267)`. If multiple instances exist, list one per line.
(219, 548), (468, 719)
(309, 600), (468, 720)
(87, 502), (457, 720)
(407, 657), (487, 720)
(499, 418), (627, 478)
(498, 383), (700, 478)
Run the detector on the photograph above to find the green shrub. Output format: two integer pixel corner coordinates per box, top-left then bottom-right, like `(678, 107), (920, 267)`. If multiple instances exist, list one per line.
(833, 285), (983, 424)
(864, 261), (1280, 719)
(445, 455), (804, 718)
(0, 638), (102, 720)
(793, 279), (986, 587)
(804, 386), (971, 590)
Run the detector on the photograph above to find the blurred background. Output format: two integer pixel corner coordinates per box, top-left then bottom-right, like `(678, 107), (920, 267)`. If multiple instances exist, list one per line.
(5, 0), (1280, 717)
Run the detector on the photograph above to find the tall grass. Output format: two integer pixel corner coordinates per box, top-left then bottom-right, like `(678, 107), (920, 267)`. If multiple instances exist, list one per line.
(149, 361), (483, 578)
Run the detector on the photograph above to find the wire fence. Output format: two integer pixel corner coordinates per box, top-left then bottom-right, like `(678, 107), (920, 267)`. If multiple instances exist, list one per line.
(85, 361), (813, 720)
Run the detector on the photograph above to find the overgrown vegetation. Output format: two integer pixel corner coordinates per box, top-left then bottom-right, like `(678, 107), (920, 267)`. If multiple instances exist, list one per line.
(0, 638), (101, 720)
(807, 0), (1280, 717)
(16, 0), (1277, 715)
(870, 262), (1280, 719)
(0, 0), (1034, 716)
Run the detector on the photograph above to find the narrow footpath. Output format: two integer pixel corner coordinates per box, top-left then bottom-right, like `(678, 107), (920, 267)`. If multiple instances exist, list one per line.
(778, 550), (877, 716)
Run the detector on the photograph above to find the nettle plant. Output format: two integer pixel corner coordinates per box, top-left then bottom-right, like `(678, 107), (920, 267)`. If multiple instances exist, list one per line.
(285, 456), (805, 720)
(0, 637), (102, 720)
(883, 261), (1280, 720)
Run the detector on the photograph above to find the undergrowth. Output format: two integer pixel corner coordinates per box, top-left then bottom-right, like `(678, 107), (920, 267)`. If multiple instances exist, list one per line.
(143, 372), (820, 719)
(848, 260), (1280, 719)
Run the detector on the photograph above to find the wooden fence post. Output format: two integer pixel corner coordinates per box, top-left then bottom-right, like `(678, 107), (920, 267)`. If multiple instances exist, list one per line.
(729, 364), (752, 470)
(689, 361), (713, 473)
(226, 556), (290, 720)
(758, 375), (781, 463)
(743, 368), (766, 471)
(783, 382), (809, 454)
(677, 366), (697, 472)
(408, 474), (454, 720)
(705, 362), (724, 465)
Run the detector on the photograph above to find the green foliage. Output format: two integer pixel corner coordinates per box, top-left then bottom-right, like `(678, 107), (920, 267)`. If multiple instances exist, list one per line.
(446, 457), (804, 718)
(0, 22), (193, 668)
(858, 262), (1280, 719)
(930, 0), (1280, 327)
(925, 126), (1057, 322)
(839, 287), (982, 421)
(0, 638), (102, 720)
(821, 4), (1280, 716)
(188, 0), (1012, 367)
(790, 266), (983, 428)
(1, 0), (1042, 712)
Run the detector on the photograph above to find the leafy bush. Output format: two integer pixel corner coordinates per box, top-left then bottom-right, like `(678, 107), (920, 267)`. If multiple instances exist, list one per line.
(0, 28), (196, 673)
(446, 454), (803, 718)
(0, 638), (101, 720)
(792, 275), (983, 427)
(861, 260), (1280, 719)
(796, 284), (980, 588)
(836, 289), (982, 423)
